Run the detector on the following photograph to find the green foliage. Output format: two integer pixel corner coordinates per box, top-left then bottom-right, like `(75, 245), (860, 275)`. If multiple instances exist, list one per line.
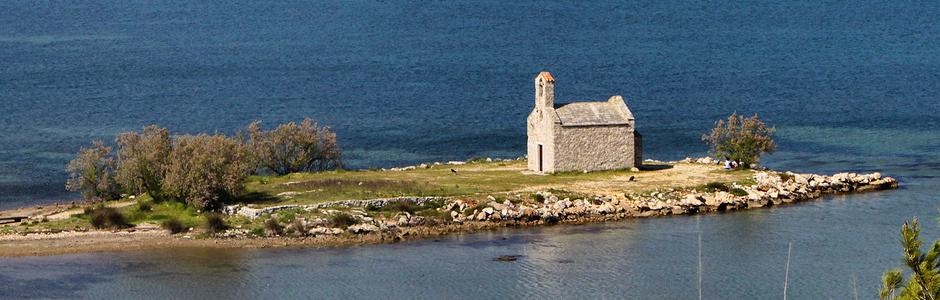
(702, 113), (776, 166)
(116, 125), (171, 200)
(247, 118), (342, 175)
(531, 193), (546, 202)
(86, 207), (131, 229)
(163, 134), (254, 210)
(700, 182), (731, 192)
(383, 201), (419, 214)
(137, 200), (152, 212)
(880, 218), (940, 300)
(66, 140), (120, 202)
(203, 213), (228, 234)
(730, 188), (748, 197)
(328, 212), (359, 229)
(160, 218), (185, 234)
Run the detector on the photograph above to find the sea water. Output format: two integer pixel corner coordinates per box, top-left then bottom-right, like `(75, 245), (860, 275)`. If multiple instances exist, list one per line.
(1, 1), (939, 298)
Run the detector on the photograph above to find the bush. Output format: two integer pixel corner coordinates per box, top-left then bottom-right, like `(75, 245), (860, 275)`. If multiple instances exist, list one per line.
(531, 193), (546, 202)
(160, 218), (185, 234)
(384, 201), (419, 213)
(263, 218), (284, 236)
(285, 218), (306, 236)
(163, 134), (254, 210)
(115, 125), (172, 200)
(730, 188), (748, 197)
(700, 182), (731, 192)
(702, 113), (776, 167)
(137, 200), (152, 212)
(247, 118), (342, 175)
(86, 207), (131, 229)
(203, 214), (228, 234)
(66, 140), (120, 202)
(328, 212), (359, 228)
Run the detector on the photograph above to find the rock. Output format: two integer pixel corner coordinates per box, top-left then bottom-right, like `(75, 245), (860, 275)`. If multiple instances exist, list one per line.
(495, 255), (520, 262)
(482, 207), (495, 215)
(695, 157), (718, 164)
(630, 167), (640, 172)
(683, 195), (704, 206)
(348, 224), (379, 234)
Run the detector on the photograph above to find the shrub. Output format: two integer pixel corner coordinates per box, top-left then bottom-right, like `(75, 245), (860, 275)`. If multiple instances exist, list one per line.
(702, 113), (776, 167)
(116, 125), (172, 200)
(328, 212), (359, 228)
(730, 188), (748, 197)
(203, 213), (228, 234)
(384, 201), (419, 213)
(160, 218), (185, 234)
(778, 172), (794, 182)
(87, 207), (131, 229)
(531, 193), (546, 202)
(285, 218), (306, 236)
(247, 118), (342, 175)
(700, 182), (731, 192)
(66, 140), (120, 202)
(163, 134), (254, 210)
(137, 200), (152, 212)
(263, 218), (284, 236)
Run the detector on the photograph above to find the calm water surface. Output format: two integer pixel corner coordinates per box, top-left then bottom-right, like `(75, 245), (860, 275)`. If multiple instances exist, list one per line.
(1, 1), (939, 299)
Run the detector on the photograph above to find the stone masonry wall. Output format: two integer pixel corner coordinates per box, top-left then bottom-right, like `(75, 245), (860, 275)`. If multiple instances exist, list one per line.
(553, 124), (637, 172)
(527, 109), (557, 172)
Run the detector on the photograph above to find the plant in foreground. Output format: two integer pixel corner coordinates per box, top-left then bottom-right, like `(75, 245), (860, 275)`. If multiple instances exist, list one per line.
(880, 217), (940, 300)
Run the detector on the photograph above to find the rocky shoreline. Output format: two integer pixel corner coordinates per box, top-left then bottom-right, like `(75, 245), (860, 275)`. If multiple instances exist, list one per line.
(215, 161), (898, 240)
(0, 159), (900, 256)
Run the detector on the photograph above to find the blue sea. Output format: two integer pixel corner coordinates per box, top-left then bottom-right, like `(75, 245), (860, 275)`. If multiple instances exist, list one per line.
(2, 1), (940, 299)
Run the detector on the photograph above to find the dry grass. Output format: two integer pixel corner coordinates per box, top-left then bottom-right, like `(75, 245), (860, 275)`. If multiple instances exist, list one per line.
(243, 160), (755, 206)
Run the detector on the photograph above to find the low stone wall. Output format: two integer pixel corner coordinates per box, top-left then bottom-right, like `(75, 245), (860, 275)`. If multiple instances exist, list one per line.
(223, 197), (444, 219)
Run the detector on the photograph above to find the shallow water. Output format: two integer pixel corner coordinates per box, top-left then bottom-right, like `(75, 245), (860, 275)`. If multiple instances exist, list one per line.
(1, 1), (940, 299)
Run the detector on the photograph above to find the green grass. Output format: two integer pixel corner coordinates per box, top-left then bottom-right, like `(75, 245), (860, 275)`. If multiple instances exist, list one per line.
(242, 160), (653, 206)
(124, 199), (202, 229)
(5, 160), (757, 234)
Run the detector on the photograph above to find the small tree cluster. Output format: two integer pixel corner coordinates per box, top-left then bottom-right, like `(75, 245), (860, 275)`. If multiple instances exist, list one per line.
(65, 118), (343, 210)
(247, 118), (342, 175)
(880, 218), (940, 300)
(702, 112), (776, 167)
(66, 141), (120, 202)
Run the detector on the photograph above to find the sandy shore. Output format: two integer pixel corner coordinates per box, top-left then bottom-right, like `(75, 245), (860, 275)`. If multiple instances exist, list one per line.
(0, 220), (532, 257)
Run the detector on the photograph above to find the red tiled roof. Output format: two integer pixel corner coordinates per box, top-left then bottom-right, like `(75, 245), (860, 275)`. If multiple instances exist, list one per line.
(537, 71), (554, 82)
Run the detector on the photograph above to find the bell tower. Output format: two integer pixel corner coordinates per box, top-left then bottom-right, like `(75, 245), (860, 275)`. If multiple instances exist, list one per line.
(535, 71), (555, 109)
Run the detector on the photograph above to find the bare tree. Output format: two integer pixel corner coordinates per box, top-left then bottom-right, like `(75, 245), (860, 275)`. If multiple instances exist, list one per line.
(702, 113), (776, 167)
(66, 140), (120, 202)
(247, 118), (342, 175)
(163, 134), (253, 210)
(115, 125), (171, 200)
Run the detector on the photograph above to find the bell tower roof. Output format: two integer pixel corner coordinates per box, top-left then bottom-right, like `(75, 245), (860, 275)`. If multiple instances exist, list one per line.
(536, 71), (554, 82)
